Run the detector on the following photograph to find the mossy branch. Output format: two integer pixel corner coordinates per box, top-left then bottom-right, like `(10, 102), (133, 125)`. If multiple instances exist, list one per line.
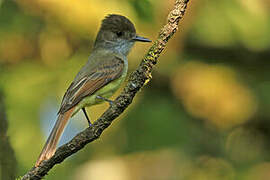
(21, 0), (190, 179)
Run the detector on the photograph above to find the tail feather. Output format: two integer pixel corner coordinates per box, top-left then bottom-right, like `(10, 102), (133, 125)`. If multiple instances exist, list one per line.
(35, 107), (74, 167)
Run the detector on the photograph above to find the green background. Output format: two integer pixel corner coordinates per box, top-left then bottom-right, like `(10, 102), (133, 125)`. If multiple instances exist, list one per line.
(1, 0), (270, 179)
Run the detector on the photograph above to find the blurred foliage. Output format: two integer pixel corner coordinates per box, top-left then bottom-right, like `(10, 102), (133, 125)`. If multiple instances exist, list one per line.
(128, 0), (154, 22)
(0, 89), (17, 180)
(1, 0), (270, 179)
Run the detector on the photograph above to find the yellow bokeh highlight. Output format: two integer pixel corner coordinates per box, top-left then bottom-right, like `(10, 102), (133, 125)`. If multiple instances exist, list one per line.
(0, 34), (34, 63)
(74, 158), (130, 180)
(73, 149), (184, 180)
(171, 61), (257, 129)
(39, 28), (72, 66)
(239, 0), (267, 17)
(16, 0), (135, 37)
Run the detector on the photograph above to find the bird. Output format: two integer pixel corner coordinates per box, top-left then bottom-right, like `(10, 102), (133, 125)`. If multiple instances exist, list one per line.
(35, 14), (151, 167)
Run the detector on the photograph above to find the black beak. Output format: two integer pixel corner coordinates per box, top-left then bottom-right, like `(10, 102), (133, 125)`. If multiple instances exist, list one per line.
(133, 35), (151, 42)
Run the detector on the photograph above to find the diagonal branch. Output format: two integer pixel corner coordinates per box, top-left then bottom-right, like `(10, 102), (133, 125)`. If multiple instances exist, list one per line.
(21, 0), (190, 179)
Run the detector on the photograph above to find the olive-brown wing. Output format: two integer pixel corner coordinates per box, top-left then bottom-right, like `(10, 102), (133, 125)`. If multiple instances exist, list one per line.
(58, 56), (124, 114)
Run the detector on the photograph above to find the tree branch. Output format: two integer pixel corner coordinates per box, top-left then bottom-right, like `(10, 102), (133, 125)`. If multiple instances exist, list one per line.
(21, 0), (190, 179)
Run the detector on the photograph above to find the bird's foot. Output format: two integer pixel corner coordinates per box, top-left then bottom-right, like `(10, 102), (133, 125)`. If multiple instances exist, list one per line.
(96, 95), (114, 106)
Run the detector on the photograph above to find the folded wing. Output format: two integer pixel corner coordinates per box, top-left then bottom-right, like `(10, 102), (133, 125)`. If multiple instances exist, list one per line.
(58, 56), (124, 114)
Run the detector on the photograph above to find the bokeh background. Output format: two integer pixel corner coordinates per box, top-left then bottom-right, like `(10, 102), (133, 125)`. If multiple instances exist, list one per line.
(1, 0), (270, 179)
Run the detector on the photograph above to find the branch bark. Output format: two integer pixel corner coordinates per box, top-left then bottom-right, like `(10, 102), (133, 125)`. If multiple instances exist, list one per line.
(21, 0), (190, 179)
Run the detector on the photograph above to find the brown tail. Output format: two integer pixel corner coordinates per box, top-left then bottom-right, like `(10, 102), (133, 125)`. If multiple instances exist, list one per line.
(35, 107), (74, 167)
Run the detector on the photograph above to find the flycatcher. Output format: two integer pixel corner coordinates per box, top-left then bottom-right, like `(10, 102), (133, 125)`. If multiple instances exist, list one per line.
(35, 14), (151, 166)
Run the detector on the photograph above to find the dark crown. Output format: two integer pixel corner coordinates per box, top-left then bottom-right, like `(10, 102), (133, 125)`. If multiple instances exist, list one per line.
(100, 14), (136, 34)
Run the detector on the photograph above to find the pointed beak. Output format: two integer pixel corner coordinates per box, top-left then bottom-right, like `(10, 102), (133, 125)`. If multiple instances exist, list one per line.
(133, 35), (151, 42)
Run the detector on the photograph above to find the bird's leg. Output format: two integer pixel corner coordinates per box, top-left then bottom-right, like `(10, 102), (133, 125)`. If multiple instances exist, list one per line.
(96, 95), (114, 106)
(82, 108), (92, 127)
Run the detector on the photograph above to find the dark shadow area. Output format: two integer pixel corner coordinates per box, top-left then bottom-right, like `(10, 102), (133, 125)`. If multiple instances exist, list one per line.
(0, 90), (17, 180)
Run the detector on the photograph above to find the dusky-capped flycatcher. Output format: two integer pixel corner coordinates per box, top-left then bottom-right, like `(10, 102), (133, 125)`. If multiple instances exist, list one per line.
(35, 14), (151, 167)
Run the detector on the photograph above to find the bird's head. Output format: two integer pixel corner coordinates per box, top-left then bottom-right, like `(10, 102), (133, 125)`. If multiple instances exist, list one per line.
(94, 14), (151, 55)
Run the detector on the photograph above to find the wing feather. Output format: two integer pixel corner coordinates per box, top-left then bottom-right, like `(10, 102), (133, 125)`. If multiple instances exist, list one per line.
(58, 56), (124, 114)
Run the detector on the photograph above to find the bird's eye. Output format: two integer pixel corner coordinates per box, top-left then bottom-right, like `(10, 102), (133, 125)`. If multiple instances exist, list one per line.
(116, 31), (123, 37)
